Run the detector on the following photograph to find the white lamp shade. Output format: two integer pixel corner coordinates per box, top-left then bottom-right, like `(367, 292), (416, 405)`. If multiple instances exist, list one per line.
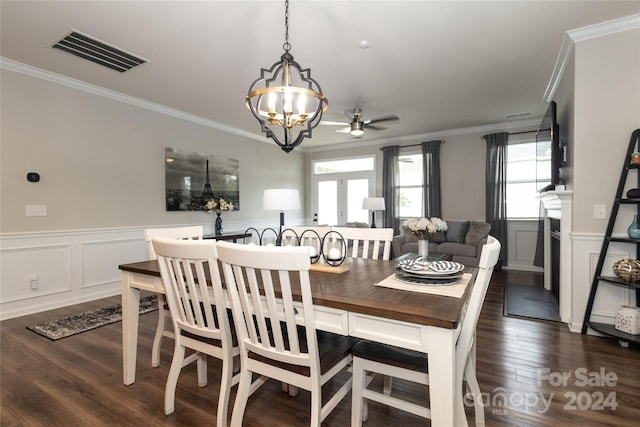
(362, 197), (385, 211)
(263, 189), (301, 211)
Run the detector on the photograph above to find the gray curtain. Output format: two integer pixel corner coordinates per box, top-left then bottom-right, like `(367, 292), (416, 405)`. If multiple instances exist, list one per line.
(422, 140), (442, 217)
(381, 145), (400, 235)
(484, 132), (508, 266)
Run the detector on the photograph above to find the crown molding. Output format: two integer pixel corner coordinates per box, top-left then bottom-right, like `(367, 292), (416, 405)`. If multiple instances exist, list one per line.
(544, 14), (640, 102)
(0, 57), (265, 143)
(568, 13), (640, 42)
(305, 118), (542, 153)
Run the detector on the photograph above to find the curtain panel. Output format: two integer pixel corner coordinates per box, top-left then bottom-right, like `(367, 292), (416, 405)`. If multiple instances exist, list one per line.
(421, 140), (442, 218)
(484, 132), (509, 266)
(381, 145), (400, 234)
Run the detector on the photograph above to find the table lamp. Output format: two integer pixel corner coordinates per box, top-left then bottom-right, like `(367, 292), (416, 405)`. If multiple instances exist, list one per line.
(263, 189), (301, 243)
(362, 197), (385, 228)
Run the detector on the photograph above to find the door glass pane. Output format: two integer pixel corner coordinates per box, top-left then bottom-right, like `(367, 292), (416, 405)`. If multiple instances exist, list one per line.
(317, 181), (337, 225)
(347, 179), (369, 223)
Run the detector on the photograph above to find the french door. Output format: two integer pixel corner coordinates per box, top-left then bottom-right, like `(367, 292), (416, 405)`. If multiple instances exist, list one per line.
(313, 172), (374, 226)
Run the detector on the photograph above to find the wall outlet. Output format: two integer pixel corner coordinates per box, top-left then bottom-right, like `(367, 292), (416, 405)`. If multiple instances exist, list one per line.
(593, 204), (607, 219)
(29, 274), (39, 290)
(26, 205), (47, 216)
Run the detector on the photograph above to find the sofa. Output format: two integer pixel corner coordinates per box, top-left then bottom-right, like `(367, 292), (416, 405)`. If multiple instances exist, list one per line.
(392, 220), (491, 267)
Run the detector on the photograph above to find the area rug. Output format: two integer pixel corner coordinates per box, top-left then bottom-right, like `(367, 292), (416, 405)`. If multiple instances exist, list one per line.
(505, 283), (561, 322)
(27, 295), (158, 340)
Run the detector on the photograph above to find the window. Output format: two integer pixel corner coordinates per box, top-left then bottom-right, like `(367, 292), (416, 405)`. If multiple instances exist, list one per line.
(506, 141), (551, 218)
(397, 153), (423, 219)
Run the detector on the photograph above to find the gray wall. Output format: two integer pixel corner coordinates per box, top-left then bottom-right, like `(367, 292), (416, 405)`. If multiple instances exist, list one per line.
(573, 28), (639, 233)
(1, 69), (305, 233)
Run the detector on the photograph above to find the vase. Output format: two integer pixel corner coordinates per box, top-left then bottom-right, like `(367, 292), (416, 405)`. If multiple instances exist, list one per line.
(215, 212), (223, 236)
(628, 215), (640, 239)
(418, 239), (429, 258)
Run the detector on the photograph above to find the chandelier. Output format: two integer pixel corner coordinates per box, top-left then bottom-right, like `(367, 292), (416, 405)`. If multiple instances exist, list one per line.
(245, 0), (328, 153)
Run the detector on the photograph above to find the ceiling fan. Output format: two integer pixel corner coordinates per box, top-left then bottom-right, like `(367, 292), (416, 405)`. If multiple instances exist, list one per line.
(320, 108), (399, 137)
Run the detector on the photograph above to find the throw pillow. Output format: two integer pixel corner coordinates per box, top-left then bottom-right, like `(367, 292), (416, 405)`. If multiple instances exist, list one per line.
(465, 221), (491, 246)
(431, 231), (447, 243)
(445, 220), (469, 243)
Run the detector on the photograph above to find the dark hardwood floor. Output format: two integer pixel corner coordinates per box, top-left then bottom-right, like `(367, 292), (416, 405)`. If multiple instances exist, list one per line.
(2, 270), (638, 426)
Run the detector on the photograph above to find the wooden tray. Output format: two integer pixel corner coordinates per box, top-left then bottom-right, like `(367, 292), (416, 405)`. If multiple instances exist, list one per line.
(309, 263), (350, 274)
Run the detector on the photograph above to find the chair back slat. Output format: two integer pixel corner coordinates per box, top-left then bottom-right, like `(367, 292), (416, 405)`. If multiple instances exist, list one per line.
(152, 237), (230, 343)
(217, 242), (317, 368)
(330, 227), (394, 260)
(144, 226), (204, 259)
(456, 235), (501, 368)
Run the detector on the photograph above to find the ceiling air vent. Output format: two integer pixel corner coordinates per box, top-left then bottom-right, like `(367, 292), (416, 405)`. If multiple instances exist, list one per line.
(52, 30), (147, 73)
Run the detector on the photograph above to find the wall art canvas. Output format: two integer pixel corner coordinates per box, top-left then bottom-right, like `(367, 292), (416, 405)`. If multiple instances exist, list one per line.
(165, 147), (240, 211)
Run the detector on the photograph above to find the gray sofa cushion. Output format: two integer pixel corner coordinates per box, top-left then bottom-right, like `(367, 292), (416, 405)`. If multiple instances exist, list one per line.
(465, 221), (491, 246)
(437, 242), (477, 258)
(445, 221), (469, 243)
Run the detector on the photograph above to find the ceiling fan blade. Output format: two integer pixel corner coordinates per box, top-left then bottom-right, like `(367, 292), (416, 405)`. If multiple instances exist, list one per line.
(336, 126), (351, 134)
(320, 120), (349, 126)
(365, 125), (387, 131)
(365, 115), (400, 125)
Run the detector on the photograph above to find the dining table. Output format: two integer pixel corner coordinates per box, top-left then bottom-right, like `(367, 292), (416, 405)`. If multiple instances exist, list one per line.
(119, 256), (477, 426)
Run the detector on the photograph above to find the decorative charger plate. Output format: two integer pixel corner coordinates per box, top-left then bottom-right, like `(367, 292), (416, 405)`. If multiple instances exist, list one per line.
(399, 260), (465, 276)
(394, 271), (460, 286)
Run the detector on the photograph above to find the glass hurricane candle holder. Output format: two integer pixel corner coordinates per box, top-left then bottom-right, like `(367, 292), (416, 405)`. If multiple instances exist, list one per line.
(280, 229), (300, 247)
(322, 231), (347, 266)
(299, 229), (322, 264)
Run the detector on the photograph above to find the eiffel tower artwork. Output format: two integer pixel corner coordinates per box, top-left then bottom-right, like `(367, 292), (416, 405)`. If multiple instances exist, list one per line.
(202, 159), (214, 200)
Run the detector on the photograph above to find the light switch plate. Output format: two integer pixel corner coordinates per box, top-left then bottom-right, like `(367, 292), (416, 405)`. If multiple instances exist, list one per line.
(25, 205), (47, 216)
(593, 204), (606, 219)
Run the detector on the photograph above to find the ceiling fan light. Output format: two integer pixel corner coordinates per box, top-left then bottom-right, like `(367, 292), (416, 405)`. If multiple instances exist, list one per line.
(350, 121), (364, 136)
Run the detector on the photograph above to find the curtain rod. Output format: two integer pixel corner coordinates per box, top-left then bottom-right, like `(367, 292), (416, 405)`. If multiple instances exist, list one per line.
(380, 140), (444, 150)
(509, 130), (537, 136)
(482, 129), (538, 139)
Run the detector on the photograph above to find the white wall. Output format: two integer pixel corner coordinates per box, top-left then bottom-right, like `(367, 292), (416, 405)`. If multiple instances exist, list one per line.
(0, 67), (305, 319)
(568, 26), (640, 331)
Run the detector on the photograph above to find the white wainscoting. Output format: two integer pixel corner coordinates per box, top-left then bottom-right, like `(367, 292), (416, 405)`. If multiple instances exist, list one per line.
(0, 220), (280, 320)
(0, 228), (147, 320)
(570, 232), (635, 334)
(506, 220), (543, 272)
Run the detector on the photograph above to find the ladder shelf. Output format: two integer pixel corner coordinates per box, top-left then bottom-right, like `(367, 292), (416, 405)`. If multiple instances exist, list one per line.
(581, 129), (640, 345)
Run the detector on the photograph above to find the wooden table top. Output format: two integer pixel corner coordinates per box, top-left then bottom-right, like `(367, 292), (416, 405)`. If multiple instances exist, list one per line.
(119, 257), (476, 330)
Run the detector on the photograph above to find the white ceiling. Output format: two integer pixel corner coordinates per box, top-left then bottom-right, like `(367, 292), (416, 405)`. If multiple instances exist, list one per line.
(1, 1), (639, 151)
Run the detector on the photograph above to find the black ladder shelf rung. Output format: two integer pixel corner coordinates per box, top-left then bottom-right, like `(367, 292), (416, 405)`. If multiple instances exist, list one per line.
(581, 129), (640, 346)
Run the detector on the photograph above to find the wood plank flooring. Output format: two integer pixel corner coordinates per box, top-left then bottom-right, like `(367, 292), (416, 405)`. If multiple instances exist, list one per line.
(2, 270), (638, 426)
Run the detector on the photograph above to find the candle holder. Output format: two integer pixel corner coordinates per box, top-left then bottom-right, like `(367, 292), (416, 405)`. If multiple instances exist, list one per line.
(299, 229), (322, 264)
(321, 231), (347, 266)
(243, 227), (261, 246)
(260, 228), (279, 246)
(280, 228), (300, 247)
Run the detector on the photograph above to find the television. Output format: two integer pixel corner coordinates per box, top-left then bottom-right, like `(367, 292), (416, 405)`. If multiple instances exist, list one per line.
(537, 101), (565, 193)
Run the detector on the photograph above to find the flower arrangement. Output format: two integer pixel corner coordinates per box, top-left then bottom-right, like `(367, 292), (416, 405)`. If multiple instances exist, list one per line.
(205, 198), (234, 214)
(404, 217), (448, 240)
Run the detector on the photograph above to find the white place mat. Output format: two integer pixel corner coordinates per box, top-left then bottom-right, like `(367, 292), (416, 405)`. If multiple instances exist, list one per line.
(374, 273), (472, 298)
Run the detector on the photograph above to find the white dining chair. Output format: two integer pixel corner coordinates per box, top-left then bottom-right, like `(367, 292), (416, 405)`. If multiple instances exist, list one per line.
(329, 227), (394, 261)
(216, 241), (358, 426)
(350, 235), (501, 427)
(151, 237), (238, 425)
(144, 226), (204, 368)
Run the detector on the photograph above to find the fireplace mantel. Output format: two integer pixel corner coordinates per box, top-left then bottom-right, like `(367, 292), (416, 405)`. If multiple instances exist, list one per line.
(540, 189), (573, 218)
(539, 189), (573, 323)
